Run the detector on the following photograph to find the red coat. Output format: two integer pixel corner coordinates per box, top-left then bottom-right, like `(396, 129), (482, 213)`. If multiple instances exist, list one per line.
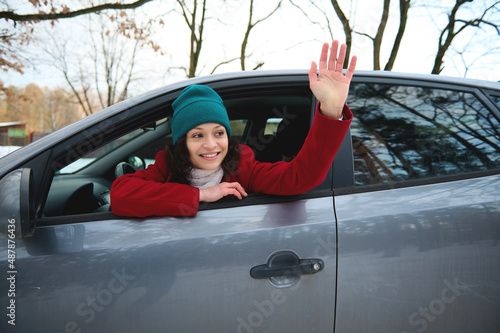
(110, 104), (352, 217)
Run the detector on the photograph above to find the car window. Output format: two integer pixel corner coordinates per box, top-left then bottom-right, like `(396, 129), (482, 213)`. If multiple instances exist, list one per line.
(491, 94), (500, 109)
(58, 128), (146, 174)
(225, 94), (312, 163)
(347, 83), (500, 186)
(42, 90), (321, 218)
(264, 118), (282, 135)
(229, 119), (247, 140)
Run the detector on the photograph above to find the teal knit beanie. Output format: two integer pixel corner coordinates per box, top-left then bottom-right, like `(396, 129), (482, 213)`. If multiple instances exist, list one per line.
(171, 85), (232, 145)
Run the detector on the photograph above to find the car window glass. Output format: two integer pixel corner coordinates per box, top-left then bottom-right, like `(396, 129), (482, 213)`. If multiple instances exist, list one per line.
(132, 133), (172, 167)
(58, 128), (145, 174)
(229, 119), (247, 142)
(59, 118), (171, 173)
(225, 94), (312, 163)
(347, 84), (500, 186)
(264, 118), (282, 135)
(491, 95), (500, 109)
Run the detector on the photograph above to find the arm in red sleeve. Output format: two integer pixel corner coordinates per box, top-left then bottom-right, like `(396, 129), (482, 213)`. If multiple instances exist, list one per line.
(110, 150), (200, 217)
(235, 103), (352, 195)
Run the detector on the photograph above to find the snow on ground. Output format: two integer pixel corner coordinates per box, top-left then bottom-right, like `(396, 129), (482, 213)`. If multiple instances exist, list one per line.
(0, 146), (21, 158)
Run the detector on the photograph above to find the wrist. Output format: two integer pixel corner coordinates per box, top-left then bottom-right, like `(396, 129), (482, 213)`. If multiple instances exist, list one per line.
(319, 103), (343, 120)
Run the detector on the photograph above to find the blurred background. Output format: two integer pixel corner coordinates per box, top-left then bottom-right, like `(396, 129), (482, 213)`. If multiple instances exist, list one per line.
(1, 0), (499, 152)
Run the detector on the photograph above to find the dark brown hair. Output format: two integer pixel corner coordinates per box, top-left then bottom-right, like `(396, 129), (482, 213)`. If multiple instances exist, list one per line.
(165, 136), (240, 184)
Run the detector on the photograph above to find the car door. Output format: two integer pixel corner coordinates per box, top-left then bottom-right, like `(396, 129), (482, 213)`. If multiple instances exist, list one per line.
(333, 79), (500, 332)
(0, 74), (340, 333)
(1, 198), (336, 333)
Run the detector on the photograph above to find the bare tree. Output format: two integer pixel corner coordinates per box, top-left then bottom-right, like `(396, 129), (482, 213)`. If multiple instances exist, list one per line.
(0, 0), (154, 74)
(3, 84), (45, 132)
(330, 0), (354, 68)
(0, 0), (153, 22)
(41, 13), (154, 115)
(355, 0), (391, 70)
(289, 0), (353, 68)
(453, 44), (500, 78)
(43, 87), (81, 132)
(431, 0), (500, 74)
(384, 0), (411, 71)
(290, 0), (407, 70)
(350, 0), (411, 71)
(240, 0), (282, 70)
(177, 0), (207, 78)
(89, 15), (146, 109)
(1, 83), (82, 132)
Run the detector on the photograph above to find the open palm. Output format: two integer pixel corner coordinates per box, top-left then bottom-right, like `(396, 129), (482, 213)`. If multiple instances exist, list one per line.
(308, 40), (357, 119)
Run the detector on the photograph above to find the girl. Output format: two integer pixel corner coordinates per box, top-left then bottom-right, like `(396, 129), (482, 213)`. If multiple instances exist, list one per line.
(111, 40), (357, 217)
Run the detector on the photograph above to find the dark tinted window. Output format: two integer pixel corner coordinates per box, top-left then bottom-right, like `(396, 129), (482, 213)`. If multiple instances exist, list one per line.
(491, 95), (500, 109)
(347, 84), (500, 186)
(225, 94), (312, 163)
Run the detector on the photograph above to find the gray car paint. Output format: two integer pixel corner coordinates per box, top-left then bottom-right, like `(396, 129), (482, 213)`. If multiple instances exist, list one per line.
(335, 174), (500, 333)
(1, 196), (338, 332)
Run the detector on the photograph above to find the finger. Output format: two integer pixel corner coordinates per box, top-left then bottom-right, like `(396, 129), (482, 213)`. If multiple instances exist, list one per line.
(308, 61), (318, 82)
(319, 43), (329, 70)
(227, 182), (247, 198)
(336, 43), (347, 73)
(229, 187), (245, 199)
(218, 185), (237, 199)
(218, 183), (243, 199)
(229, 188), (242, 199)
(329, 40), (339, 70)
(234, 183), (248, 197)
(345, 55), (357, 80)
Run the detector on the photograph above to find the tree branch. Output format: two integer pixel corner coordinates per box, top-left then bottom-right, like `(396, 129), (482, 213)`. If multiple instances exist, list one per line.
(210, 57), (239, 74)
(1, 0), (153, 22)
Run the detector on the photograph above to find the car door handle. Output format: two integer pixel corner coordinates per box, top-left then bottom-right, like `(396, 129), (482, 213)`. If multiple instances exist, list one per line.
(250, 256), (324, 279)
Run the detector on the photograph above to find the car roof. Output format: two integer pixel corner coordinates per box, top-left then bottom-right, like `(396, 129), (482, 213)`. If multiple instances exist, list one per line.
(174, 69), (500, 90)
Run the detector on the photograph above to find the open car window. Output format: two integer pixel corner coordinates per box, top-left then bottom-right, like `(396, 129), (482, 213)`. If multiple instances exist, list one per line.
(41, 88), (324, 219)
(57, 128), (146, 174)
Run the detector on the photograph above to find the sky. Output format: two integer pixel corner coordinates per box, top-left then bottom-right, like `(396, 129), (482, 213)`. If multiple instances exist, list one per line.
(3, 0), (499, 94)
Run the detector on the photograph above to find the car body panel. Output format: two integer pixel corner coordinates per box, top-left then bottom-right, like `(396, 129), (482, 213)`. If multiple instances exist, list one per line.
(335, 174), (500, 332)
(1, 196), (337, 332)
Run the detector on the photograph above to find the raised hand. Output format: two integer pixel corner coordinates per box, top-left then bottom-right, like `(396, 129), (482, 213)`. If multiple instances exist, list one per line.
(199, 182), (248, 202)
(308, 40), (357, 120)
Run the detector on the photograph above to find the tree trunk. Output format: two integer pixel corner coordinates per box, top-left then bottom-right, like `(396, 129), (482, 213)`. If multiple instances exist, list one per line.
(330, 0), (352, 68)
(385, 0), (411, 71)
(373, 0), (391, 70)
(431, 0), (469, 74)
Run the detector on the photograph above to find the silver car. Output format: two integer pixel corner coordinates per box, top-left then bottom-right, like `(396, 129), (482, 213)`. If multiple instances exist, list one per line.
(1, 71), (499, 332)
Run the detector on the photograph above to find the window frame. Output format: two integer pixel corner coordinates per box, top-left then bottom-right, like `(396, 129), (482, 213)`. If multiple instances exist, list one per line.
(35, 75), (336, 226)
(485, 90), (500, 112)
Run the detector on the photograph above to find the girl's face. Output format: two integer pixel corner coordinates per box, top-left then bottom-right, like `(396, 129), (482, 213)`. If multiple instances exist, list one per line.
(185, 123), (229, 170)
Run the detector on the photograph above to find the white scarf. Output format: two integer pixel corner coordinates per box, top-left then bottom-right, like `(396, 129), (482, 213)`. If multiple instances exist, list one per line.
(187, 166), (224, 189)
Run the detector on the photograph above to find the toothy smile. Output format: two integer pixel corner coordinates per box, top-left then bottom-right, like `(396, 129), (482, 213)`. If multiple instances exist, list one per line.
(200, 152), (219, 158)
